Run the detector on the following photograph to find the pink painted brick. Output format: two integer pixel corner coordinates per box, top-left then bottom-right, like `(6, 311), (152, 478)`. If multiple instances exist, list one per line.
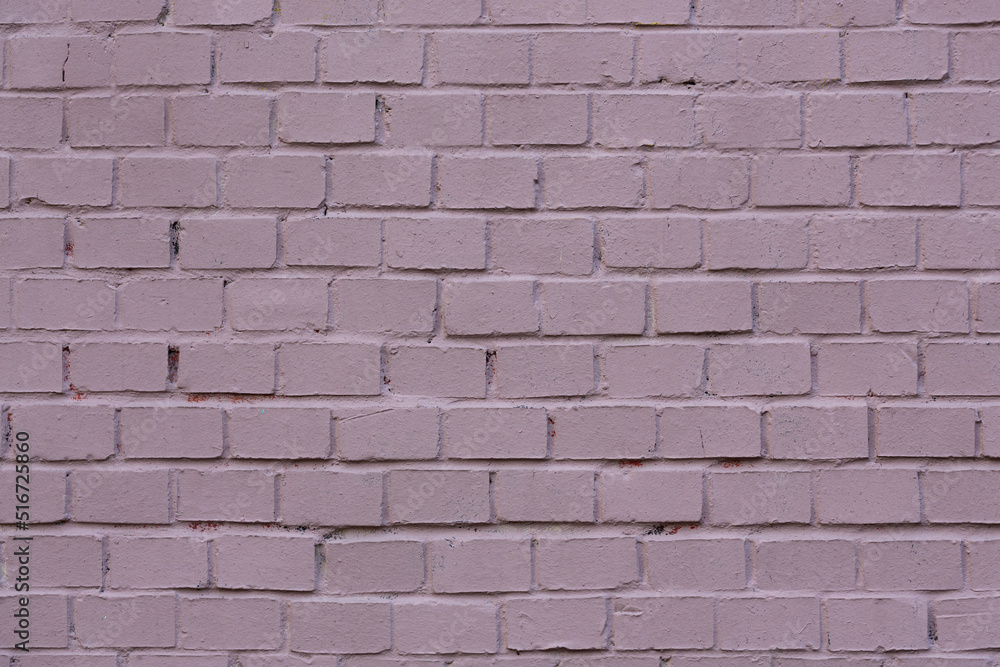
(707, 217), (809, 269)
(74, 217), (170, 268)
(431, 538), (530, 593)
(0, 0), (68, 22)
(229, 407), (330, 459)
(279, 343), (381, 396)
(0, 469), (65, 523)
(708, 343), (812, 396)
(603, 344), (704, 398)
(120, 279), (223, 331)
(72, 470), (169, 524)
(495, 470), (595, 522)
(224, 155), (326, 209)
(215, 535), (315, 591)
(172, 95), (271, 147)
(0, 156), (7, 207)
(444, 279), (537, 335)
(815, 469), (920, 524)
(228, 278), (328, 331)
(325, 31), (423, 83)
(818, 342), (918, 396)
(282, 470), (383, 526)
(130, 657), (228, 667)
(386, 217), (486, 269)
(544, 156), (643, 209)
(924, 470), (1000, 523)
(444, 408), (547, 459)
(336, 278), (436, 334)
(10, 404), (114, 460)
(701, 95), (801, 148)
(14, 278), (114, 331)
(698, 0), (796, 25)
(859, 154), (960, 207)
(922, 214), (1000, 269)
(506, 597), (606, 650)
(75, 595), (175, 648)
(955, 31), (1000, 81)
(966, 154), (1000, 206)
(912, 92), (1000, 146)
(281, 0), (378, 24)
(0, 97), (62, 148)
(552, 406), (655, 460)
(435, 33), (530, 84)
(601, 470), (703, 522)
(534, 32), (633, 84)
(71, 0), (165, 20)
(0, 594), (66, 648)
(718, 597), (820, 650)
(0, 342), (63, 392)
(69, 96), (164, 147)
(755, 539), (855, 590)
(329, 152), (433, 207)
(758, 281), (861, 334)
(656, 281), (751, 333)
(639, 32), (739, 84)
(289, 601), (390, 654)
(537, 537), (637, 590)
(591, 0), (689, 23)
(488, 94), (587, 146)
(71, 342), (167, 392)
(396, 601), (498, 654)
(387, 346), (486, 398)
(384, 92), (483, 146)
(439, 155), (536, 209)
(179, 217), (276, 269)
(979, 282), (1000, 332)
(827, 598), (929, 651)
(8, 36), (112, 89)
(180, 598), (282, 650)
(807, 93), (908, 147)
(325, 540), (424, 593)
(108, 537), (209, 589)
(115, 32), (211, 85)
(389, 470), (489, 524)
(813, 214), (917, 269)
(338, 408), (439, 461)
(488, 0), (584, 23)
(542, 281), (646, 335)
(3, 535), (101, 587)
(710, 471), (811, 525)
(934, 598), (1000, 650)
(17, 157), (113, 206)
(284, 217), (381, 267)
(177, 343), (274, 394)
(593, 94), (695, 148)
(846, 30), (948, 82)
(602, 217), (701, 268)
(923, 343), (1000, 396)
(877, 406), (976, 457)
(217, 32), (317, 83)
(278, 91), (375, 144)
(802, 0), (897, 25)
(0, 217), (64, 269)
(385, 0), (481, 24)
(492, 218), (593, 275)
(614, 597), (715, 649)
(120, 407), (223, 459)
(120, 157), (216, 208)
(172, 0), (271, 24)
(908, 0), (1000, 23)
(863, 540), (962, 590)
(968, 540), (1000, 590)
(496, 344), (594, 398)
(755, 154), (852, 207)
(768, 405), (869, 459)
(660, 406), (761, 459)
(177, 469), (274, 522)
(650, 155), (749, 209)
(647, 539), (746, 590)
(985, 407), (1000, 458)
(741, 31), (841, 82)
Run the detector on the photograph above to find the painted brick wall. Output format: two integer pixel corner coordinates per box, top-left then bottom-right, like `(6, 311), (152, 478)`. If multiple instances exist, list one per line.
(1, 0), (999, 663)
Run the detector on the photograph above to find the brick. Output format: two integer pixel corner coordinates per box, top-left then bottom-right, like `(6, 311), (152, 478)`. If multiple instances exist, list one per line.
(923, 214), (1000, 269)
(108, 537), (208, 589)
(818, 342), (918, 396)
(0, 0), (69, 21)
(537, 538), (636, 591)
(650, 155), (749, 209)
(131, 657), (228, 667)
(924, 470), (1000, 523)
(0, 594), (66, 648)
(491, 218), (593, 274)
(979, 282), (1000, 331)
(0, 342), (63, 392)
(69, 96), (164, 147)
(551, 406), (655, 460)
(955, 31), (1000, 81)
(74, 217), (170, 268)
(0, 469), (66, 523)
(815, 469), (920, 524)
(173, 0), (271, 24)
(120, 407), (223, 459)
(0, 97), (62, 148)
(181, 598), (282, 650)
(281, 0), (378, 24)
(718, 597), (820, 650)
(701, 95), (801, 148)
(0, 217), (64, 268)
(710, 471), (811, 525)
(639, 32), (739, 84)
(488, 94), (587, 146)
(591, 0), (689, 23)
(278, 91), (374, 144)
(396, 602), (498, 654)
(215, 535), (315, 591)
(759, 281), (861, 334)
(859, 154), (961, 207)
(601, 470), (703, 522)
(0, 156), (7, 207)
(8, 35), (112, 89)
(389, 470), (489, 524)
(116, 32), (211, 85)
(968, 540), (1000, 590)
(284, 217), (380, 267)
(384, 0), (481, 24)
(647, 539), (746, 590)
(967, 154), (1000, 206)
(986, 407), (1000, 457)
(72, 470), (169, 524)
(430, 538), (530, 593)
(495, 470), (595, 522)
(924, 343), (1000, 396)
(14, 279), (114, 331)
(593, 94), (695, 148)
(121, 279), (223, 331)
(707, 217), (808, 269)
(534, 32), (633, 84)
(807, 93), (907, 147)
(2, 535), (101, 587)
(542, 281), (645, 335)
(173, 95), (271, 147)
(813, 214), (917, 269)
(435, 33), (530, 84)
(934, 598), (1000, 650)
(768, 405), (869, 460)
(329, 152), (432, 207)
(71, 342), (167, 392)
(741, 31), (841, 82)
(325, 540), (423, 593)
(613, 597), (715, 649)
(496, 344), (594, 398)
(656, 281), (751, 333)
(384, 92), (483, 146)
(756, 540), (855, 590)
(488, 0), (584, 23)
(545, 156), (643, 209)
(802, 0), (896, 25)
(339, 408), (439, 461)
(279, 343), (381, 396)
(72, 0), (164, 20)
(325, 31), (422, 83)
(846, 30), (948, 82)
(602, 219), (700, 272)
(177, 470), (274, 522)
(17, 157), (113, 206)
(177, 343), (274, 394)
(10, 404), (114, 460)
(75, 595), (174, 648)
(506, 598), (606, 650)
(912, 92), (1000, 146)
(444, 280), (536, 335)
(908, 0), (1000, 23)
(282, 471), (382, 526)
(387, 346), (486, 398)
(863, 540), (962, 590)
(218, 32), (317, 83)
(444, 408), (547, 459)
(660, 406), (761, 459)
(827, 598), (928, 650)
(120, 157), (216, 208)
(603, 344), (704, 398)
(289, 601), (390, 654)
(439, 155), (536, 209)
(386, 216), (485, 269)
(755, 154), (851, 207)
(229, 407), (330, 459)
(228, 278), (328, 331)
(698, 0), (796, 25)
(224, 155), (326, 209)
(179, 217), (275, 269)
(708, 343), (811, 396)
(877, 407), (976, 457)
(336, 278), (435, 334)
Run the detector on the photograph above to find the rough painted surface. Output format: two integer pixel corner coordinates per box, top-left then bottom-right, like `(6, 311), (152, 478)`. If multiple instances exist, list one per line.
(0, 0), (999, 663)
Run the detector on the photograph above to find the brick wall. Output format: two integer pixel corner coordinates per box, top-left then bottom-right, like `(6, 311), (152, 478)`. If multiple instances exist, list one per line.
(1, 0), (999, 662)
